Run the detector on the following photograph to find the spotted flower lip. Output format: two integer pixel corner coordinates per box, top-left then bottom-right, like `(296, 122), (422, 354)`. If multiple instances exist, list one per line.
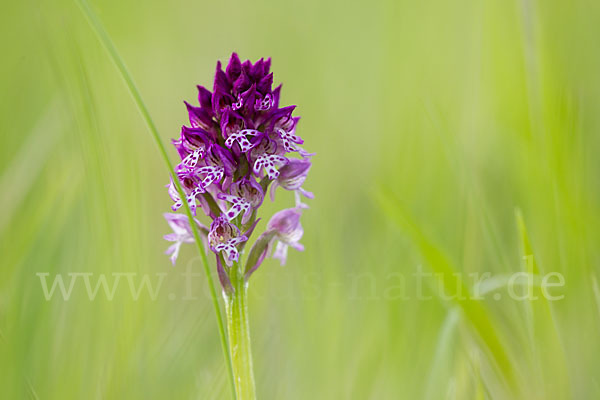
(208, 217), (248, 266)
(163, 53), (314, 287)
(217, 178), (264, 223)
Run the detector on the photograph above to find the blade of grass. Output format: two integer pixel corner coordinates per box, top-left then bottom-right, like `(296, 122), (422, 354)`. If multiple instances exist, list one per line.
(376, 187), (518, 395)
(0, 97), (63, 234)
(591, 274), (600, 322)
(514, 207), (543, 395)
(424, 307), (460, 400)
(471, 352), (487, 400)
(515, 208), (571, 397)
(75, 1), (236, 397)
(515, 209), (539, 275)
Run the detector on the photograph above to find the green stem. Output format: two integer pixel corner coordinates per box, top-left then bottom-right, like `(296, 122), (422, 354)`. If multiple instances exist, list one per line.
(75, 1), (236, 397)
(225, 265), (257, 400)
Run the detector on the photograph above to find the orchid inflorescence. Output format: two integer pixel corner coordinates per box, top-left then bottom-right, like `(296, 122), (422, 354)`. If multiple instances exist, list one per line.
(163, 53), (313, 290)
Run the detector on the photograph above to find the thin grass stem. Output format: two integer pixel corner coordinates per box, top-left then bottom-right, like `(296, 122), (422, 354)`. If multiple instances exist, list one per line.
(75, 0), (236, 397)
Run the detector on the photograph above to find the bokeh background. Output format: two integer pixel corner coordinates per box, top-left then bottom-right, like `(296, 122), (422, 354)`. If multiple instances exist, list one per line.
(2, 0), (600, 398)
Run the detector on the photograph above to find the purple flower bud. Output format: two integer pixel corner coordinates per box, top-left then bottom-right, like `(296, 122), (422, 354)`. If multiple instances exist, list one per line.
(233, 67), (251, 94)
(225, 53), (242, 81)
(196, 85), (213, 112)
(213, 61), (232, 94)
(185, 101), (214, 132)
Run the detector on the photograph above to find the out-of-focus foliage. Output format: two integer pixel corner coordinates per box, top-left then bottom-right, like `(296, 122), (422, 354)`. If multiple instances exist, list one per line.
(1, 0), (599, 398)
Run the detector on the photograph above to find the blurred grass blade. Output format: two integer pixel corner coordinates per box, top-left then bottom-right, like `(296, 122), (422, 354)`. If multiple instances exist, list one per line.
(75, 0), (236, 397)
(0, 97), (64, 234)
(424, 307), (460, 400)
(376, 187), (517, 393)
(26, 378), (40, 400)
(515, 208), (539, 275)
(473, 273), (542, 296)
(472, 352), (487, 400)
(514, 208), (570, 397)
(592, 274), (600, 321)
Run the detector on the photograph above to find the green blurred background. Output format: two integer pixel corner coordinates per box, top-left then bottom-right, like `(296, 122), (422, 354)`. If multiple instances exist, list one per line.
(2, 0), (599, 398)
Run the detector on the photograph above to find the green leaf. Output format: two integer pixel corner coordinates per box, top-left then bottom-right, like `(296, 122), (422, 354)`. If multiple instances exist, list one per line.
(376, 188), (518, 394)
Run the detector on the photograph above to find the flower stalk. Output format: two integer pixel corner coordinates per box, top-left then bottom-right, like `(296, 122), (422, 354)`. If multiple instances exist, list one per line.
(224, 262), (256, 400)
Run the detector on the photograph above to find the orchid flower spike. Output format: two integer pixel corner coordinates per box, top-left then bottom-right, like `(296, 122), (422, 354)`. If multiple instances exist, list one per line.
(163, 53), (314, 289)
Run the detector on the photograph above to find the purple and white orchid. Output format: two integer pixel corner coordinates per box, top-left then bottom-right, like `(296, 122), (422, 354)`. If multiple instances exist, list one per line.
(163, 53), (314, 289)
(163, 213), (208, 265)
(266, 208), (305, 266)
